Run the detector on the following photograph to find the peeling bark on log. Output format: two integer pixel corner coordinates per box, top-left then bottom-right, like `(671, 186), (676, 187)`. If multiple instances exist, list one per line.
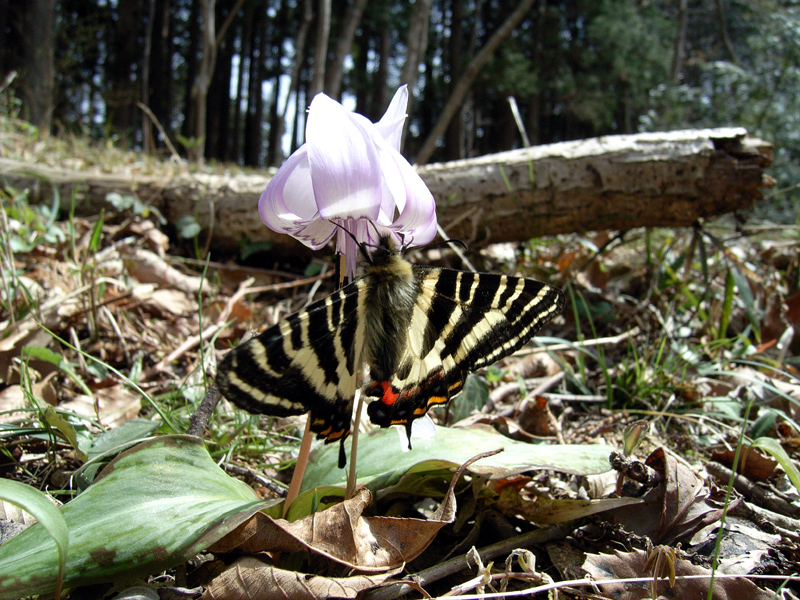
(0, 128), (773, 254)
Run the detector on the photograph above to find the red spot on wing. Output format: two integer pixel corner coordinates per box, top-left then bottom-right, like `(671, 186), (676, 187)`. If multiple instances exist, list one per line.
(378, 381), (399, 406)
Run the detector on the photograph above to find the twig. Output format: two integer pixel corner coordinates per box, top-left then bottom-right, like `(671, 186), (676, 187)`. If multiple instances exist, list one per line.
(142, 277), (255, 381)
(136, 101), (182, 164)
(514, 327), (640, 356)
(363, 524), (572, 600)
(222, 462), (287, 497)
(515, 372), (566, 414)
(187, 384), (221, 437)
(423, 574), (800, 600)
(706, 461), (800, 519)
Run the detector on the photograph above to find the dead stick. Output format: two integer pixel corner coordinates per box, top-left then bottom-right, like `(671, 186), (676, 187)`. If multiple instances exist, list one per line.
(363, 524), (572, 600)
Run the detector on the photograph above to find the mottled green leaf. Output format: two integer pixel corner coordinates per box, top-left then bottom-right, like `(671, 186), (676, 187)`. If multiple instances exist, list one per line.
(0, 435), (271, 600)
(302, 425), (612, 493)
(0, 480), (68, 598)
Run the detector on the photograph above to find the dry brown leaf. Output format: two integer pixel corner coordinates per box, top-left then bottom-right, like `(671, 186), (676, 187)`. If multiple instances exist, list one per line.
(504, 351), (561, 379)
(124, 247), (210, 295)
(711, 446), (778, 481)
(132, 285), (197, 316)
(210, 487), (455, 571)
(606, 447), (725, 544)
(0, 374), (57, 423)
(59, 385), (142, 427)
(0, 385), (34, 423)
(201, 555), (403, 600)
(517, 395), (558, 437)
(494, 485), (642, 524)
(582, 548), (775, 600)
(124, 220), (170, 256)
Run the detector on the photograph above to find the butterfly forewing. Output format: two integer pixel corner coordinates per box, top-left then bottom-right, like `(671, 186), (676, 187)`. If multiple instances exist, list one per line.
(216, 280), (367, 461)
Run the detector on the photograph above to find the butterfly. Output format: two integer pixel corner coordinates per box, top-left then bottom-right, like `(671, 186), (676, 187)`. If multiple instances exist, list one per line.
(215, 234), (565, 467)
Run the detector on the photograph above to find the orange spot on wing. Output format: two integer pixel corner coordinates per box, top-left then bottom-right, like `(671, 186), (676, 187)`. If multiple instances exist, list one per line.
(326, 428), (346, 441)
(378, 381), (400, 406)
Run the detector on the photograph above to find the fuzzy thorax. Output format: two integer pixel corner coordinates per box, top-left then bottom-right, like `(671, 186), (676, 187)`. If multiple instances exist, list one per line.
(360, 237), (417, 380)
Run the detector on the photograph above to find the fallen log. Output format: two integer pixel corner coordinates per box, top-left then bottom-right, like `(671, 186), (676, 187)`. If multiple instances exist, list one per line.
(0, 127), (773, 252)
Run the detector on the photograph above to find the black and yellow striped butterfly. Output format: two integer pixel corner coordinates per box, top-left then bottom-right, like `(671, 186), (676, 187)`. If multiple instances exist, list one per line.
(216, 234), (564, 467)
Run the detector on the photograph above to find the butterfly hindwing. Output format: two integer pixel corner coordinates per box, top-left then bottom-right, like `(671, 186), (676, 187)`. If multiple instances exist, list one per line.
(366, 266), (565, 434)
(216, 279), (369, 464)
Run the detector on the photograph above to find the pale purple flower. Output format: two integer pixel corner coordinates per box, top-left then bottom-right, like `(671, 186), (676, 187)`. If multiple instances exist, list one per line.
(258, 85), (437, 278)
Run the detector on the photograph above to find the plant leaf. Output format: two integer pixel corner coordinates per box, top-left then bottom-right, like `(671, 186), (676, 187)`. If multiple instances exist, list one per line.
(0, 479), (68, 599)
(0, 435), (272, 600)
(301, 425), (612, 493)
(751, 436), (800, 495)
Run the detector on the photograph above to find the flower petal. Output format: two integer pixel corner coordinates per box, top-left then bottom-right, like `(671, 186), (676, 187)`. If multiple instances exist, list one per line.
(385, 153), (437, 245)
(306, 94), (383, 221)
(287, 217), (337, 250)
(258, 145), (317, 231)
(374, 85), (408, 151)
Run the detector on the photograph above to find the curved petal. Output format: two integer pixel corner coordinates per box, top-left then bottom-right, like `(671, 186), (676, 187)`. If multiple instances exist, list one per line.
(374, 85), (408, 151)
(306, 94), (383, 221)
(287, 216), (337, 250)
(395, 210), (437, 247)
(258, 145), (317, 232)
(383, 151), (437, 243)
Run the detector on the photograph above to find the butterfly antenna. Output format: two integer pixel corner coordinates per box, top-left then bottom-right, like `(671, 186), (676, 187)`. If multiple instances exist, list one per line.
(333, 221), (376, 264)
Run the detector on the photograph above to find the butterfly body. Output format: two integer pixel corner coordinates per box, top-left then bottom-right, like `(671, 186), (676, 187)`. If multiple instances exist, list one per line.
(216, 235), (565, 467)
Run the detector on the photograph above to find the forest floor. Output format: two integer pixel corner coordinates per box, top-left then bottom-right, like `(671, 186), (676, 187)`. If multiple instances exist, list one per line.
(1, 130), (800, 600)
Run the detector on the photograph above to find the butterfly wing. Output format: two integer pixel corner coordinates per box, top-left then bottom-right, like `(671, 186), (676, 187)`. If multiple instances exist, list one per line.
(216, 280), (369, 464)
(366, 267), (565, 435)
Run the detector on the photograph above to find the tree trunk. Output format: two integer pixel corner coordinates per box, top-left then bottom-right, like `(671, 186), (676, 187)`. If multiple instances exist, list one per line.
(194, 0), (217, 163)
(415, 0), (536, 165)
(374, 28), (392, 115)
(527, 0), (547, 145)
(231, 10), (251, 163)
(444, 0), (465, 161)
(20, 0), (55, 134)
(670, 0), (688, 82)
(400, 0), (432, 118)
(148, 0), (176, 150)
(207, 24), (234, 161)
(324, 0), (368, 98)
(714, 0), (738, 64)
(141, 0), (157, 152)
(1, 129), (773, 253)
(194, 0), (245, 162)
(181, 0), (202, 141)
(106, 1), (142, 141)
(273, 0), (313, 166)
(309, 0), (331, 97)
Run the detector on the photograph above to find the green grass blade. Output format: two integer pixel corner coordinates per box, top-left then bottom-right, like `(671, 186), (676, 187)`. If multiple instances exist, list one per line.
(0, 479), (68, 599)
(751, 437), (800, 495)
(718, 268), (735, 340)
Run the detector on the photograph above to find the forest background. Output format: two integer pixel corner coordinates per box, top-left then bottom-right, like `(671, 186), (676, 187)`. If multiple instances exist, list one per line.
(3, 0), (799, 220)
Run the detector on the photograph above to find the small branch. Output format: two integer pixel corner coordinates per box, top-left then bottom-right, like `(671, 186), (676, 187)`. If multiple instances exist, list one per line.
(363, 524), (571, 600)
(137, 102), (181, 163)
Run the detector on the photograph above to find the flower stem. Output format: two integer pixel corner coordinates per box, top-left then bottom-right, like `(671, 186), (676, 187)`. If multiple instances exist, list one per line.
(282, 418), (313, 518)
